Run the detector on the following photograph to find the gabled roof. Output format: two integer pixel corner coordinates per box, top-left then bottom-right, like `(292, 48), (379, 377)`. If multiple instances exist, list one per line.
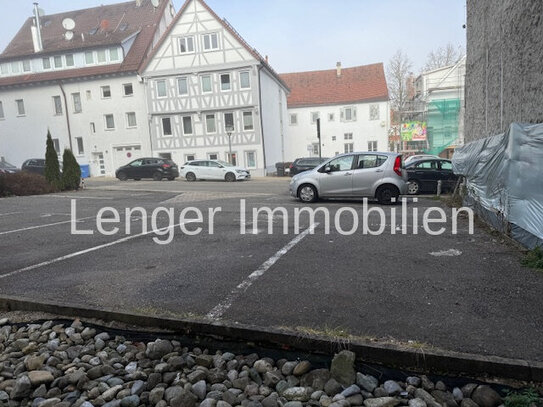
(280, 63), (389, 108)
(140, 0), (289, 91)
(0, 0), (167, 87)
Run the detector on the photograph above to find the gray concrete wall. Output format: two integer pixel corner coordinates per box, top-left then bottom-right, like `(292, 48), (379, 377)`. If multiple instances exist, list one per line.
(465, 0), (543, 142)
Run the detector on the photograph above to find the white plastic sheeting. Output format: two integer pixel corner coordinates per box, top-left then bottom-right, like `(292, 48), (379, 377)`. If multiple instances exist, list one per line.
(452, 123), (543, 247)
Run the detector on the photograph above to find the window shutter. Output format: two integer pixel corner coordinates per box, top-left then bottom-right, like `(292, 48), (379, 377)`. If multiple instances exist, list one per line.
(353, 108), (357, 121)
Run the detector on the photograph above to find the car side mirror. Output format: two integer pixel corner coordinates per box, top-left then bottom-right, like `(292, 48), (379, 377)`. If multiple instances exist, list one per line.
(324, 166), (332, 173)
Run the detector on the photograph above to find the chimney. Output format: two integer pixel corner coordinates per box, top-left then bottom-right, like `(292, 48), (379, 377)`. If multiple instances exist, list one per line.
(32, 2), (43, 52)
(265, 55), (269, 64)
(336, 61), (341, 78)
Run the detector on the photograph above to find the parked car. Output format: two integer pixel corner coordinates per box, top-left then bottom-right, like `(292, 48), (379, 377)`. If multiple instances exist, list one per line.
(0, 161), (19, 174)
(289, 152), (407, 204)
(404, 154), (440, 166)
(22, 158), (63, 175)
(405, 158), (458, 194)
(115, 157), (179, 181)
(289, 157), (329, 176)
(180, 160), (250, 182)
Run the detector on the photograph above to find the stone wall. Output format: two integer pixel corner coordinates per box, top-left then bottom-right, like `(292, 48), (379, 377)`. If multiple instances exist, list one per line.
(465, 0), (543, 142)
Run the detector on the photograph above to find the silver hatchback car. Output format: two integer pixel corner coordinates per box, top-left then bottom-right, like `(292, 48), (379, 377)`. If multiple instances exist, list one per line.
(289, 152), (408, 204)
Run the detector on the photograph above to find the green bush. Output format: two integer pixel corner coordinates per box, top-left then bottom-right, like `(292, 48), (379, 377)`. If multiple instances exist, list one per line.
(504, 388), (541, 407)
(522, 246), (543, 270)
(45, 130), (61, 189)
(0, 172), (58, 197)
(61, 148), (81, 190)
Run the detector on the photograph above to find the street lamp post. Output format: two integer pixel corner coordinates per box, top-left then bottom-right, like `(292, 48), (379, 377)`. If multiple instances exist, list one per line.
(226, 125), (234, 164)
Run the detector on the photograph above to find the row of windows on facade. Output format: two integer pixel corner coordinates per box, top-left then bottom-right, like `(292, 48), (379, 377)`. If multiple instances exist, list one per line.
(177, 150), (258, 168)
(0, 47), (122, 77)
(289, 105), (381, 125)
(46, 136), (85, 157)
(160, 111), (254, 137)
(155, 71), (251, 98)
(0, 83), (134, 119)
(177, 32), (221, 54)
(311, 140), (378, 156)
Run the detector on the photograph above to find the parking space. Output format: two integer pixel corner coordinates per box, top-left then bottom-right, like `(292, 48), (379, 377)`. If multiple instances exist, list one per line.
(1, 178), (542, 361)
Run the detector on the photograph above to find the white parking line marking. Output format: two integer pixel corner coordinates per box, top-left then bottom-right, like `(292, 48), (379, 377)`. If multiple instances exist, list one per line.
(0, 212), (22, 217)
(0, 221), (196, 280)
(0, 217), (94, 236)
(49, 195), (114, 200)
(206, 222), (319, 320)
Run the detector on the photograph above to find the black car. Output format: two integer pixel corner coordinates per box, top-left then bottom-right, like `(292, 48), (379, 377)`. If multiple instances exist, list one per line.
(116, 157), (179, 181)
(0, 161), (19, 175)
(289, 157), (329, 176)
(405, 158), (458, 194)
(22, 159), (63, 175)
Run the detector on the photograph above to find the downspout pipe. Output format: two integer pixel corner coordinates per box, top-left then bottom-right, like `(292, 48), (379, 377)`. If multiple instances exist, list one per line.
(257, 65), (267, 174)
(58, 81), (73, 151)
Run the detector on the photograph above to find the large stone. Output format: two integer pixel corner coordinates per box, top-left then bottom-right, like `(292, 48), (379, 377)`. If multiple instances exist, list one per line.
(471, 385), (502, 407)
(103, 385), (123, 402)
(283, 402), (303, 407)
(37, 398), (61, 407)
(193, 380), (208, 400)
(324, 378), (343, 396)
(341, 384), (361, 398)
(195, 355), (215, 368)
(171, 390), (198, 407)
(254, 360), (273, 374)
(461, 384), (477, 399)
(408, 399), (427, 407)
(282, 387), (310, 402)
(281, 362), (298, 376)
(25, 354), (46, 371)
(414, 389), (442, 407)
(460, 399), (479, 407)
(165, 387), (186, 403)
(356, 373), (378, 393)
(121, 395), (140, 407)
(200, 399), (218, 407)
(150, 387), (165, 405)
(330, 351), (356, 386)
(432, 390), (458, 407)
(293, 361), (311, 376)
(363, 397), (401, 407)
(188, 370), (208, 384)
(383, 381), (403, 396)
(146, 339), (173, 360)
(28, 371), (54, 386)
(301, 369), (330, 391)
(11, 375), (32, 399)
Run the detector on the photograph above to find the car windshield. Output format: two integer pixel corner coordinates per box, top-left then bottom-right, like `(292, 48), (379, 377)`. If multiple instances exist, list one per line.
(0, 162), (16, 169)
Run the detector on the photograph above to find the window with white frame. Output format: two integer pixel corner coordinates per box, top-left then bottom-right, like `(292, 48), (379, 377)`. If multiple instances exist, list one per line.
(0, 101), (4, 119)
(342, 106), (356, 121)
(76, 137), (84, 155)
(53, 56), (62, 69)
(101, 86), (111, 98)
(201, 75), (212, 93)
(0, 64), (8, 75)
(289, 113), (297, 125)
(126, 112), (137, 128)
(224, 112), (234, 131)
(182, 116), (193, 135)
(16, 99), (25, 116)
(344, 143), (354, 153)
(205, 114), (216, 134)
(22, 60), (31, 72)
(344, 133), (353, 140)
(156, 80), (167, 97)
(109, 48), (119, 61)
(245, 151), (256, 168)
(328, 113), (334, 121)
(97, 49), (106, 63)
(123, 83), (133, 96)
(104, 114), (115, 130)
(85, 51), (94, 64)
(311, 112), (320, 124)
(177, 77), (188, 95)
(370, 104), (380, 120)
(42, 57), (51, 70)
(162, 117), (172, 136)
(10, 62), (19, 74)
(53, 96), (62, 116)
(72, 93), (81, 113)
(185, 154), (196, 162)
(202, 32), (219, 51)
(52, 138), (60, 154)
(208, 153), (218, 160)
(86, 90), (92, 100)
(239, 71), (250, 89)
(90, 122), (95, 133)
(179, 36), (194, 53)
(220, 73), (231, 91)
(243, 111), (254, 131)
(332, 136), (336, 141)
(65, 54), (74, 67)
(368, 141), (378, 151)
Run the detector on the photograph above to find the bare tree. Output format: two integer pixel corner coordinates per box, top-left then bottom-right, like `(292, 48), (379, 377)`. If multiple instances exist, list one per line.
(424, 43), (464, 71)
(386, 49), (413, 115)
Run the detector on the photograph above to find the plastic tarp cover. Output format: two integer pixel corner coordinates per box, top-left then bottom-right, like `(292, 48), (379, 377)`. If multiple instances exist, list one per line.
(452, 123), (543, 244)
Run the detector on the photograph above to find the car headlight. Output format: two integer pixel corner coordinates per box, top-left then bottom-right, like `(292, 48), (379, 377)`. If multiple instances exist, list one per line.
(235, 170), (245, 174)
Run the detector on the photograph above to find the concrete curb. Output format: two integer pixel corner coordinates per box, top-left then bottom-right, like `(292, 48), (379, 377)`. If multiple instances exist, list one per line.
(1, 295), (542, 382)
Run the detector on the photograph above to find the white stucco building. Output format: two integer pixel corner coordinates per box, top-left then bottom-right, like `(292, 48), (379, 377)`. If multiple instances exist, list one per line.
(280, 63), (390, 161)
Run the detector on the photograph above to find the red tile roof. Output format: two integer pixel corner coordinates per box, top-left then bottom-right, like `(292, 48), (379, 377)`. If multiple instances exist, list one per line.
(280, 63), (389, 108)
(0, 0), (166, 87)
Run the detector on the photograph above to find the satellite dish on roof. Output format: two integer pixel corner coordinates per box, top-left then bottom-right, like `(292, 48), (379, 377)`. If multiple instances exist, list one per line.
(64, 31), (74, 40)
(151, 0), (160, 8)
(62, 18), (75, 30)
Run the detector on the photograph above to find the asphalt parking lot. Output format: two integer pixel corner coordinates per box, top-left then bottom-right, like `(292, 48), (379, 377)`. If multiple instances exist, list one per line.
(1, 177), (542, 362)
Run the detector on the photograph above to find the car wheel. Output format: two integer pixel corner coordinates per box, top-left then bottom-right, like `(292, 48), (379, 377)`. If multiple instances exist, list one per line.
(167, 176), (175, 181)
(225, 172), (236, 182)
(153, 171), (163, 181)
(185, 172), (196, 182)
(376, 185), (400, 205)
(407, 179), (420, 195)
(298, 184), (318, 203)
(117, 171), (128, 181)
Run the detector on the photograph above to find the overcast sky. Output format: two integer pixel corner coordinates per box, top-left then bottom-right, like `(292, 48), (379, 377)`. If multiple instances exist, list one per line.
(0, 0), (466, 74)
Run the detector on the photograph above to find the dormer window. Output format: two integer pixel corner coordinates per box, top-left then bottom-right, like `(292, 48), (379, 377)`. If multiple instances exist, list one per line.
(179, 36), (194, 54)
(202, 33), (219, 51)
(42, 57), (51, 70)
(65, 54), (74, 67)
(109, 48), (119, 61)
(85, 52), (94, 65)
(11, 61), (20, 74)
(97, 50), (106, 63)
(53, 56), (62, 69)
(23, 60), (31, 72)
